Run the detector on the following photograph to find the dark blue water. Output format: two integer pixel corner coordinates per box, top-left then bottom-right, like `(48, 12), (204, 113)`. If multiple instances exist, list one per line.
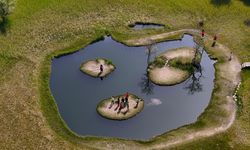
(50, 35), (215, 140)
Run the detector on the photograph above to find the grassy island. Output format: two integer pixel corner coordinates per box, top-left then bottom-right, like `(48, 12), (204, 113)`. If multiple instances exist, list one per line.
(80, 58), (115, 78)
(148, 47), (195, 85)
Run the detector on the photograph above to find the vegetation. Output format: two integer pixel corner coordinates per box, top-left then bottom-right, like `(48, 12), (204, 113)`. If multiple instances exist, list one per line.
(150, 55), (167, 68)
(169, 58), (195, 74)
(0, 0), (13, 33)
(244, 19), (250, 26)
(0, 0), (250, 149)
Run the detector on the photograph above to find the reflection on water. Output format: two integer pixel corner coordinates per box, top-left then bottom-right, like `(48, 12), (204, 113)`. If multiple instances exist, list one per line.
(184, 68), (203, 95)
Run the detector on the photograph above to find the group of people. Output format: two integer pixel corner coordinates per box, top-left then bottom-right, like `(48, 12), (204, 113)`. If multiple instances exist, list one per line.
(108, 92), (142, 115)
(200, 26), (232, 61)
(201, 29), (217, 47)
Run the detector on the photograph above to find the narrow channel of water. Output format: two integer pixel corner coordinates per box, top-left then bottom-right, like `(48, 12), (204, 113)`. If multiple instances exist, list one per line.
(50, 34), (215, 140)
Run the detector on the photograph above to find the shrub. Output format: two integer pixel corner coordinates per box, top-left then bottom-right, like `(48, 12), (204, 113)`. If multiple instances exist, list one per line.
(0, 0), (15, 21)
(152, 56), (167, 68)
(244, 19), (250, 27)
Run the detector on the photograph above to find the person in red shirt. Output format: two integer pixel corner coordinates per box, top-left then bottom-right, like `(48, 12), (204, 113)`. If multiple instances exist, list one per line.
(201, 29), (205, 38)
(125, 92), (129, 100)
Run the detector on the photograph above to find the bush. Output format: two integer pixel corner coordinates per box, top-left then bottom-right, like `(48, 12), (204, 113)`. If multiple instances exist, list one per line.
(152, 56), (167, 68)
(105, 59), (113, 65)
(169, 59), (195, 73)
(244, 19), (250, 27)
(0, 0), (15, 21)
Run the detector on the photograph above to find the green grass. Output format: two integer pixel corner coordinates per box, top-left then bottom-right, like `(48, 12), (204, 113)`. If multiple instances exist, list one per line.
(168, 58), (195, 74)
(150, 55), (167, 68)
(1, 0), (250, 149)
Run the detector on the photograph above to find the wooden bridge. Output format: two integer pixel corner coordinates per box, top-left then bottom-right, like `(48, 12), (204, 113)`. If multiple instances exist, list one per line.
(242, 62), (250, 69)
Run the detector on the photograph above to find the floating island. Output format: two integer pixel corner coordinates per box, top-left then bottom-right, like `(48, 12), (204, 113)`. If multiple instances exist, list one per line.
(148, 47), (196, 86)
(97, 93), (144, 120)
(80, 58), (115, 78)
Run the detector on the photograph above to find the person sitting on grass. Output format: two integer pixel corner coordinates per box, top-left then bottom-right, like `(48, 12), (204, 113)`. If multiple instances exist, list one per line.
(109, 96), (115, 109)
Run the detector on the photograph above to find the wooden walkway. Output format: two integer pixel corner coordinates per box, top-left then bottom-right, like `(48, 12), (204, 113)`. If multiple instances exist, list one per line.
(242, 62), (250, 69)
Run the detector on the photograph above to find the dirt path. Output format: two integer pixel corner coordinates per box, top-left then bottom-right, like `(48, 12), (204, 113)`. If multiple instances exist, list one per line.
(125, 29), (242, 149)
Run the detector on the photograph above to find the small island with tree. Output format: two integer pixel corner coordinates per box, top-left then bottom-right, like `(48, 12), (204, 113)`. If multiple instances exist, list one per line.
(148, 47), (197, 85)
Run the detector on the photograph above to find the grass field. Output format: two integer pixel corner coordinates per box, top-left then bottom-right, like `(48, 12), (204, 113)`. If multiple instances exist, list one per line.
(0, 0), (250, 149)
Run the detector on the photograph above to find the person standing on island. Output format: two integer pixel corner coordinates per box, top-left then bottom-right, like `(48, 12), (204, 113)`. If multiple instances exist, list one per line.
(117, 98), (125, 114)
(125, 92), (129, 101)
(109, 96), (115, 109)
(212, 35), (217, 47)
(100, 64), (103, 73)
(114, 97), (120, 111)
(125, 97), (129, 111)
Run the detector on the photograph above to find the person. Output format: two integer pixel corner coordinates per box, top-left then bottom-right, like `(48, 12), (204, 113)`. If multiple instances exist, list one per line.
(134, 98), (141, 109)
(114, 97), (120, 111)
(117, 98), (125, 114)
(229, 52), (233, 61)
(213, 35), (217, 41)
(125, 92), (129, 101)
(100, 64), (103, 72)
(201, 29), (205, 38)
(109, 96), (115, 109)
(211, 35), (217, 47)
(124, 97), (129, 110)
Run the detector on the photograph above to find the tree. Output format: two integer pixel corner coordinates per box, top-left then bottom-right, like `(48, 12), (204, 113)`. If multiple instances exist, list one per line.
(138, 39), (157, 95)
(192, 38), (204, 70)
(0, 0), (14, 21)
(185, 38), (205, 94)
(146, 39), (158, 63)
(0, 0), (14, 34)
(139, 73), (154, 95)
